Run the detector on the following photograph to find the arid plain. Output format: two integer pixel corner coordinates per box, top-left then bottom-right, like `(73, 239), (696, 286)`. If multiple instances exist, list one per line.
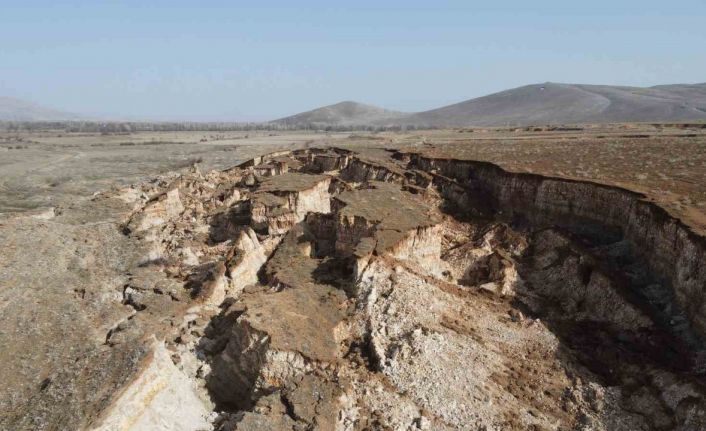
(2, 124), (705, 231)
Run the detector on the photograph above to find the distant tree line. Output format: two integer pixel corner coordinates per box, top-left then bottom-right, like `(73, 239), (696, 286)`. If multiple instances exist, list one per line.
(0, 121), (433, 133)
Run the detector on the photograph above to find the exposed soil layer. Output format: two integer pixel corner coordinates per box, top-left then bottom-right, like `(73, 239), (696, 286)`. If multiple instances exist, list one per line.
(394, 131), (706, 236)
(75, 145), (705, 430)
(4, 142), (705, 430)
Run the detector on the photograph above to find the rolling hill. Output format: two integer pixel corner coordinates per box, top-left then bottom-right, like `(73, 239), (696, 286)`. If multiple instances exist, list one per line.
(0, 97), (82, 121)
(272, 100), (410, 127)
(4, 82), (706, 126)
(404, 82), (706, 127)
(273, 83), (706, 128)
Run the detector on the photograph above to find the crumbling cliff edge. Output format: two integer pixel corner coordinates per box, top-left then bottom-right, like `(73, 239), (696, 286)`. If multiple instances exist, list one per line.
(3, 145), (706, 431)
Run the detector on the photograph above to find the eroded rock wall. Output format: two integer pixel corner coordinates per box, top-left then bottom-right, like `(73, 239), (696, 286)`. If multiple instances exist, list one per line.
(408, 153), (706, 347)
(84, 146), (706, 431)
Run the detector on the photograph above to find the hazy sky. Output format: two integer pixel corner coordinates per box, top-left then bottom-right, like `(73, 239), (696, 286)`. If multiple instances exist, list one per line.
(1, 0), (705, 121)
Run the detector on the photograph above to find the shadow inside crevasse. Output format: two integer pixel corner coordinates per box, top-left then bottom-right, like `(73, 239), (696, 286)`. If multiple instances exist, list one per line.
(506, 222), (706, 428)
(432, 172), (706, 428)
(208, 204), (251, 244)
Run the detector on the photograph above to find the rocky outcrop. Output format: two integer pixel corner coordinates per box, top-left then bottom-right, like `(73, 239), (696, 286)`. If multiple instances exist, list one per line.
(225, 228), (269, 294)
(90, 340), (211, 431)
(302, 148), (351, 173)
(55, 146), (706, 431)
(127, 188), (184, 233)
(250, 173), (331, 234)
(333, 181), (444, 278)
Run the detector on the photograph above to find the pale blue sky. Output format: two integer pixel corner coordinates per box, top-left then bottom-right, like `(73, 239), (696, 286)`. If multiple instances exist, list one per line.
(1, 1), (705, 121)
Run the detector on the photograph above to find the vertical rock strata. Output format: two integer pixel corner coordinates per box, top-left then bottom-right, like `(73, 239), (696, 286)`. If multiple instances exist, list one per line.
(86, 146), (706, 430)
(405, 152), (706, 351)
(250, 173), (332, 234)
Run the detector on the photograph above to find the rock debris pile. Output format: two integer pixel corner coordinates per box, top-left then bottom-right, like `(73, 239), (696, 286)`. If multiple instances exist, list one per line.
(91, 147), (706, 430)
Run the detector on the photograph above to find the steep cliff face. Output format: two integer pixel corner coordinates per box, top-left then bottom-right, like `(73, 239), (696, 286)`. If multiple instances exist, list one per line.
(406, 151), (706, 360)
(127, 188), (184, 233)
(332, 181), (443, 278)
(250, 173), (331, 234)
(225, 228), (269, 294)
(90, 340), (211, 431)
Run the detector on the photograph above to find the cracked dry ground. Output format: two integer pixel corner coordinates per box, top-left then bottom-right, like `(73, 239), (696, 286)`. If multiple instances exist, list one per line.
(3, 146), (706, 431)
